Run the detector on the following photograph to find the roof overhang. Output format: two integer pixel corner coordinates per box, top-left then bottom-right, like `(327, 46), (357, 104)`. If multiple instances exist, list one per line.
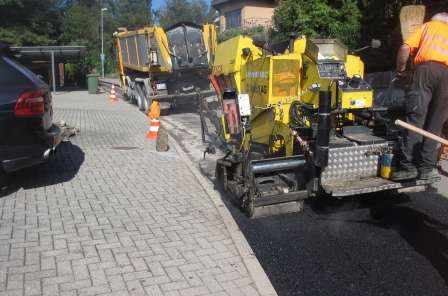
(10, 46), (86, 63)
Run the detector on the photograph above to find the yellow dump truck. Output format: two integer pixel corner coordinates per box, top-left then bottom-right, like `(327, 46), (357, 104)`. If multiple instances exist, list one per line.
(115, 23), (217, 111)
(210, 35), (439, 217)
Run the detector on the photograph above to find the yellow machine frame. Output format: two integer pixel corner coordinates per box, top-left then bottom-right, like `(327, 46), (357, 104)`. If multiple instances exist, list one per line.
(212, 36), (373, 156)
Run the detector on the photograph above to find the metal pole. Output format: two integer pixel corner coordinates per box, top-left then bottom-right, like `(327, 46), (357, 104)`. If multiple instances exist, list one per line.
(199, 93), (206, 143)
(197, 91), (209, 143)
(51, 51), (56, 94)
(101, 9), (104, 78)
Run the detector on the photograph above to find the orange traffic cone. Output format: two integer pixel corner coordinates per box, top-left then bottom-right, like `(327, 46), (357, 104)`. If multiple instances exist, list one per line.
(146, 101), (161, 139)
(148, 101), (160, 119)
(109, 85), (119, 103)
(146, 118), (160, 139)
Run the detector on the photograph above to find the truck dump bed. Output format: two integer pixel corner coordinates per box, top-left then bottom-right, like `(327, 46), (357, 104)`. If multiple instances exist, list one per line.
(116, 27), (171, 74)
(116, 23), (216, 75)
(114, 23), (217, 109)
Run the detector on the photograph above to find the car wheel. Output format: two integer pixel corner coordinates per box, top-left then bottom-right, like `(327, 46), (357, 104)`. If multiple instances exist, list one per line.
(0, 169), (8, 191)
(136, 84), (145, 111)
(369, 207), (386, 220)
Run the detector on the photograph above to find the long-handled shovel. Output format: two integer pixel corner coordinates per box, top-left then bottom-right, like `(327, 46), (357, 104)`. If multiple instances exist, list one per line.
(395, 119), (448, 163)
(395, 119), (448, 146)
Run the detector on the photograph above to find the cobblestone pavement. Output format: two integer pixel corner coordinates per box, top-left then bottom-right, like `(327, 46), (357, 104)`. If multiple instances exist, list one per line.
(0, 91), (272, 296)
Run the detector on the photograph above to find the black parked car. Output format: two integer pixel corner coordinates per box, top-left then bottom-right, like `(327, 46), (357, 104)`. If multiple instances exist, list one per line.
(0, 43), (62, 186)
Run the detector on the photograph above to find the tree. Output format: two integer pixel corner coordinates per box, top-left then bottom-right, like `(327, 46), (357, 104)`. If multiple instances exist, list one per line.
(154, 0), (215, 28)
(0, 0), (62, 45)
(273, 0), (362, 49)
(108, 0), (152, 29)
(218, 26), (267, 43)
(59, 3), (99, 82)
(0, 0), (156, 83)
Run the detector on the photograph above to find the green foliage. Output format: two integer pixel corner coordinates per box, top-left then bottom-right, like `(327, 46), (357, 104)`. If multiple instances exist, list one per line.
(0, 0), (61, 45)
(218, 26), (267, 43)
(154, 0), (215, 28)
(0, 0), (153, 84)
(108, 0), (152, 29)
(60, 3), (100, 77)
(3, 0), (447, 80)
(272, 0), (448, 71)
(357, 0), (448, 72)
(273, 0), (362, 49)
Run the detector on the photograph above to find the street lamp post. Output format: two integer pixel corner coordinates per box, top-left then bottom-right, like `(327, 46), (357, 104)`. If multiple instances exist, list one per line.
(101, 7), (108, 78)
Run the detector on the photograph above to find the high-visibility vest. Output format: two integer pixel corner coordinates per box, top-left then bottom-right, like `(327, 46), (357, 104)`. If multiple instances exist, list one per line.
(405, 20), (448, 67)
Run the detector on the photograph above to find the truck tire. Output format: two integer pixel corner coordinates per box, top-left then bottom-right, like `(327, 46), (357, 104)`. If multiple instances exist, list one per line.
(122, 87), (130, 101)
(143, 95), (150, 113)
(128, 85), (136, 104)
(135, 84), (145, 111)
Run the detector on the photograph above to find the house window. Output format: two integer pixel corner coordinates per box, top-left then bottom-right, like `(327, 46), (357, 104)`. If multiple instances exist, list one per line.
(225, 9), (241, 29)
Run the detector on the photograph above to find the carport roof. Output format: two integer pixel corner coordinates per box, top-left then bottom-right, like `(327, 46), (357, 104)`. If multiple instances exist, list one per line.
(8, 45), (87, 93)
(10, 46), (86, 63)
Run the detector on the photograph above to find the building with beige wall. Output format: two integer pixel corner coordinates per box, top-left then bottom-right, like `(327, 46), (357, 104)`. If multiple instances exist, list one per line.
(212, 0), (278, 32)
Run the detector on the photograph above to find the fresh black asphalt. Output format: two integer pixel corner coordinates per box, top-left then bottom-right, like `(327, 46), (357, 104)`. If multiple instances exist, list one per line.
(228, 190), (448, 296)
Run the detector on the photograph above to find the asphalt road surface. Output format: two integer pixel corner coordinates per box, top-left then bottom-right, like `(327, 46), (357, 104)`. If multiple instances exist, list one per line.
(231, 192), (448, 296)
(159, 98), (448, 296)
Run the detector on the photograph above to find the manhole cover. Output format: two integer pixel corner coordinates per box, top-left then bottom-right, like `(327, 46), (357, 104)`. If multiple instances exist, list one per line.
(111, 146), (139, 151)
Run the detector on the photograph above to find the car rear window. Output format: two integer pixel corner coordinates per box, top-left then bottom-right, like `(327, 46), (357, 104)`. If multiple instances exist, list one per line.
(1, 56), (44, 86)
(0, 56), (28, 85)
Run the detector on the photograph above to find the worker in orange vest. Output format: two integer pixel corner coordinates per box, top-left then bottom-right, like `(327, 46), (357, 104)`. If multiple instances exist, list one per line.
(393, 12), (448, 181)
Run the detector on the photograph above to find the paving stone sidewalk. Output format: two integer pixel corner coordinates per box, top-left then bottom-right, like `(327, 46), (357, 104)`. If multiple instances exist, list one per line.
(0, 91), (273, 296)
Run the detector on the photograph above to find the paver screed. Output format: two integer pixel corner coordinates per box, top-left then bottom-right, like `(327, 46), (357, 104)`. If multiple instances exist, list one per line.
(0, 91), (270, 296)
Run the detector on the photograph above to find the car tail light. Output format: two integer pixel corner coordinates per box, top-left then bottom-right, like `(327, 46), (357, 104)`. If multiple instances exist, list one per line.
(14, 90), (45, 117)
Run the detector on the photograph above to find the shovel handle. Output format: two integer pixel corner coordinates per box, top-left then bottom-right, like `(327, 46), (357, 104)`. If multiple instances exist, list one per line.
(395, 119), (448, 146)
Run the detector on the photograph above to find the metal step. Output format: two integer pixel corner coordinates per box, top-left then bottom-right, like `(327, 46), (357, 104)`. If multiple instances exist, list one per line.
(322, 176), (440, 197)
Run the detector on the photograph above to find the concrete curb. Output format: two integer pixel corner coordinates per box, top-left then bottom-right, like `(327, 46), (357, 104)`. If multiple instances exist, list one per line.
(168, 136), (278, 296)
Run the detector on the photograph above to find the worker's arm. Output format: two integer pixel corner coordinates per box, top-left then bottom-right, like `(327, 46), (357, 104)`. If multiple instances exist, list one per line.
(396, 44), (411, 73)
(397, 23), (425, 73)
